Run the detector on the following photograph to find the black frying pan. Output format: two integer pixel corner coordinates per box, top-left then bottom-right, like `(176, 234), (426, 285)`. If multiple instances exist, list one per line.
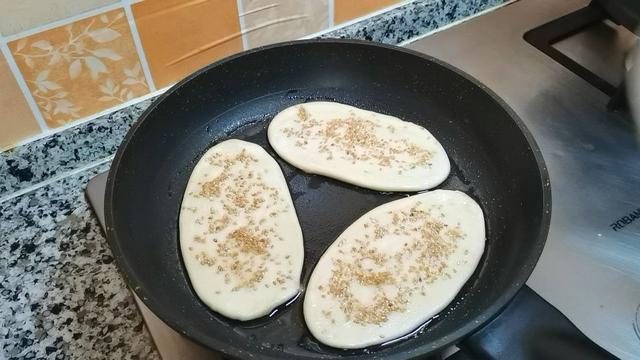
(105, 40), (551, 359)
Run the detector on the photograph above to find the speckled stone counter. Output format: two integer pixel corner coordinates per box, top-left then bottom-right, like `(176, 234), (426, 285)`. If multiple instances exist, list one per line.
(1, 162), (159, 360)
(0, 1), (505, 358)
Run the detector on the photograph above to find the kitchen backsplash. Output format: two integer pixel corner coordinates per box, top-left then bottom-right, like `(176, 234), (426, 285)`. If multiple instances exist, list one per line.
(0, 0), (405, 150)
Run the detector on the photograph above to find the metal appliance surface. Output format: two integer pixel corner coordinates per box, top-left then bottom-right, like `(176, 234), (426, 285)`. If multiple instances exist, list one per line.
(553, 19), (635, 86)
(408, 0), (640, 357)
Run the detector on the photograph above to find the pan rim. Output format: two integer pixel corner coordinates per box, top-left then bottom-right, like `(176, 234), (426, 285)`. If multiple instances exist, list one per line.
(105, 38), (552, 359)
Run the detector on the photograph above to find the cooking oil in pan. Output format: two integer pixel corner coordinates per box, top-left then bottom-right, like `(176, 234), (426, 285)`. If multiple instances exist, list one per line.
(205, 112), (493, 357)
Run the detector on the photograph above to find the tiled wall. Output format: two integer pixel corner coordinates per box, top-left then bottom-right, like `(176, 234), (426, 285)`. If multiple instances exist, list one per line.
(0, 0), (405, 151)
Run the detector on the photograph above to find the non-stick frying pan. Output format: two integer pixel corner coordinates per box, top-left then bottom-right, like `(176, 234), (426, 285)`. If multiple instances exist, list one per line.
(105, 40), (551, 359)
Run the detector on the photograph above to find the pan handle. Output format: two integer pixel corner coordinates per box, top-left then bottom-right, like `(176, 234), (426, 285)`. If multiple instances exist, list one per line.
(451, 286), (614, 360)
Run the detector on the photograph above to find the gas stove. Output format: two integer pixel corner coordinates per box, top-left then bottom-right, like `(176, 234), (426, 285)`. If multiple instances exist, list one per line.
(408, 0), (640, 357)
(87, 0), (640, 358)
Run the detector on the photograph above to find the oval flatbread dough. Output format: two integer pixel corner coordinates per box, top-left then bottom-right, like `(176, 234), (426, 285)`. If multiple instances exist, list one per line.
(268, 102), (450, 191)
(179, 139), (304, 321)
(304, 190), (485, 348)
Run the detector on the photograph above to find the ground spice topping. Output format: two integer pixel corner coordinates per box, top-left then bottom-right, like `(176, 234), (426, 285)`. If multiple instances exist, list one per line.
(185, 148), (291, 291)
(321, 202), (465, 325)
(281, 105), (433, 171)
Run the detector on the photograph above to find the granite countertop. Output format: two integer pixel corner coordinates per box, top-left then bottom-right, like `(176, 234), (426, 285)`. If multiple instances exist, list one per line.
(0, 1), (505, 358)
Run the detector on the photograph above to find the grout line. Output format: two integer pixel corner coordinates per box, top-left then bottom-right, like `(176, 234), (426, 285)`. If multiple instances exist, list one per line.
(0, 155), (114, 204)
(0, 41), (49, 132)
(6, 86), (170, 149)
(122, 1), (157, 91)
(235, 0), (250, 50)
(3, 2), (126, 42)
(398, 0), (518, 46)
(328, 0), (335, 28)
(301, 0), (415, 39)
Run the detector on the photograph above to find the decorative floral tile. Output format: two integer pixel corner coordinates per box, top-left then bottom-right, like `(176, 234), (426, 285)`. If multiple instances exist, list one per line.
(9, 8), (149, 128)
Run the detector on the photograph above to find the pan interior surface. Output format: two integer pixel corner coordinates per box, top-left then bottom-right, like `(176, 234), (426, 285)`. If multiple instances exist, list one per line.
(106, 41), (549, 360)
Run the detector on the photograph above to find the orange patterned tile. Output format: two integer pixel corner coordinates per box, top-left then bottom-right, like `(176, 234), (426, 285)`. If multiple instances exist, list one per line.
(241, 0), (328, 48)
(132, 0), (243, 89)
(0, 54), (40, 149)
(9, 8), (149, 128)
(334, 0), (400, 24)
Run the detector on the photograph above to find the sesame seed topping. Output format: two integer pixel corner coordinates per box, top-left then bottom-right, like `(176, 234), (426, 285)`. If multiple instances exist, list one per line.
(186, 146), (294, 292)
(282, 105), (433, 171)
(319, 202), (465, 326)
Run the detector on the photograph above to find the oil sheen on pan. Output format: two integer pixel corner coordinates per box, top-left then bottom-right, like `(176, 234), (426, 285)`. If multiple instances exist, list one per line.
(268, 102), (450, 192)
(304, 190), (485, 348)
(179, 139), (304, 320)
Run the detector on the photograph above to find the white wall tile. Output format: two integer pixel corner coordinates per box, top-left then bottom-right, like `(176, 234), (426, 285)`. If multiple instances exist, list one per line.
(0, 0), (117, 35)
